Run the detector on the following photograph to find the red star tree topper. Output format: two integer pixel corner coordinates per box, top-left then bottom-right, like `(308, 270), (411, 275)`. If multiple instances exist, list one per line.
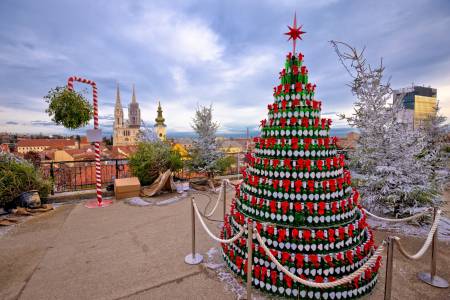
(284, 12), (306, 55)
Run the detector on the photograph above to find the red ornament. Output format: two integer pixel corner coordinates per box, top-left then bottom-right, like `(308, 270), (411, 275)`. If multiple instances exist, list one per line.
(310, 254), (319, 267)
(295, 180), (302, 193)
(281, 201), (289, 214)
(303, 229), (311, 242)
(270, 200), (277, 213)
(318, 202), (325, 215)
(324, 255), (334, 267)
(328, 228), (335, 243)
(271, 270), (278, 285)
(292, 137), (298, 150)
(292, 228), (299, 239)
(261, 266), (267, 281)
(295, 253), (304, 267)
(278, 228), (286, 243)
(316, 229), (324, 240)
(254, 265), (261, 279)
(281, 251), (290, 264)
(285, 275), (293, 288)
(282, 179), (290, 192)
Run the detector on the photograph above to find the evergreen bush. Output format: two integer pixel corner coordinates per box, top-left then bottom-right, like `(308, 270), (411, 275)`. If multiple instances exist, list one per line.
(129, 141), (183, 186)
(0, 154), (52, 208)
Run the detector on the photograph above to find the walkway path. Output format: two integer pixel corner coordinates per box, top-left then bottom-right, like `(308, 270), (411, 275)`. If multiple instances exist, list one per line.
(0, 192), (449, 300)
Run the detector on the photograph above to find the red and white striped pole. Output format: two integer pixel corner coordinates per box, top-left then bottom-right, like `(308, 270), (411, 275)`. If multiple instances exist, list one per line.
(67, 76), (111, 207)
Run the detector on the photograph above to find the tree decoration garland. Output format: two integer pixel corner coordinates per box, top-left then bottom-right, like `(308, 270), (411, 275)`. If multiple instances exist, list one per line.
(44, 86), (93, 130)
(220, 16), (380, 299)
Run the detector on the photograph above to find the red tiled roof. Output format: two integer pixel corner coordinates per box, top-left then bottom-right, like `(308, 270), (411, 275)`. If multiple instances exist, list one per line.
(17, 139), (76, 149)
(111, 146), (137, 158)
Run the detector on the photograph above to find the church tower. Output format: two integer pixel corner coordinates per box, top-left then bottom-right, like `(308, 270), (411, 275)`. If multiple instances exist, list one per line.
(113, 84), (124, 146)
(113, 83), (142, 146)
(128, 84), (141, 128)
(154, 101), (167, 141)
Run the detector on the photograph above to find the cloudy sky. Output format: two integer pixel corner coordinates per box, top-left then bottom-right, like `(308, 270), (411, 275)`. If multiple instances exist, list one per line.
(1, 0), (449, 136)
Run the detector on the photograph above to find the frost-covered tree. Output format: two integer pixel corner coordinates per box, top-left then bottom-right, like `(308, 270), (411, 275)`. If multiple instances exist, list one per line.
(138, 120), (158, 142)
(417, 107), (449, 188)
(331, 40), (448, 216)
(188, 104), (224, 178)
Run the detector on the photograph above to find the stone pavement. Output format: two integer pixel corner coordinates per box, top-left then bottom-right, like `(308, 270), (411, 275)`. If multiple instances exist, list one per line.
(0, 192), (449, 300)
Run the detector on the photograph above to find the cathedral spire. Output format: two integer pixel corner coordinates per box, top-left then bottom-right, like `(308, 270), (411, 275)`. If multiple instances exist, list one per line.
(115, 83), (121, 107)
(131, 84), (136, 103)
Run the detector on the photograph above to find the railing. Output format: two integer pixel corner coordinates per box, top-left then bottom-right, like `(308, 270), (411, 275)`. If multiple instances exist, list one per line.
(40, 159), (130, 193)
(39, 156), (243, 193)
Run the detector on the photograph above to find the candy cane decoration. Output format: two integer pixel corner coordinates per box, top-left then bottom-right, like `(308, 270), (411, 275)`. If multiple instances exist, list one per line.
(67, 76), (102, 205)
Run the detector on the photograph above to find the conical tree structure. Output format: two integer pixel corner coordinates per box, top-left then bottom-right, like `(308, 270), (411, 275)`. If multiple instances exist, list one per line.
(220, 29), (381, 299)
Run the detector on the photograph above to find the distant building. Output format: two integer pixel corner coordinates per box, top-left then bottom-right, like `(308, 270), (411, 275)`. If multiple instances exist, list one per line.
(172, 143), (189, 159)
(113, 84), (141, 146)
(16, 139), (77, 154)
(154, 102), (167, 141)
(0, 143), (10, 153)
(393, 86), (437, 129)
(220, 139), (246, 154)
(336, 132), (359, 150)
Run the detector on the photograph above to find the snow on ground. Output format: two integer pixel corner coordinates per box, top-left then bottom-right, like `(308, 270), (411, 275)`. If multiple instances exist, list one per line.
(205, 247), (268, 300)
(368, 216), (450, 241)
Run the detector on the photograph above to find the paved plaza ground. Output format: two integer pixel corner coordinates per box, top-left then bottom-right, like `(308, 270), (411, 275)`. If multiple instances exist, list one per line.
(0, 191), (449, 300)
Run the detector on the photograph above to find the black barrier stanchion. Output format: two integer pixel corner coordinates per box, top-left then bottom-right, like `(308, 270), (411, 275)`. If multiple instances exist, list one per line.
(417, 207), (449, 288)
(185, 197), (203, 265)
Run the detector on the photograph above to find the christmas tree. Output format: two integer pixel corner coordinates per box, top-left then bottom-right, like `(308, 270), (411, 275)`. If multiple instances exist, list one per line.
(220, 15), (381, 299)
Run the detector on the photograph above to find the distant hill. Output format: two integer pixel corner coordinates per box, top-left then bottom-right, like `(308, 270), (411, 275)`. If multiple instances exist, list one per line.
(166, 127), (357, 139)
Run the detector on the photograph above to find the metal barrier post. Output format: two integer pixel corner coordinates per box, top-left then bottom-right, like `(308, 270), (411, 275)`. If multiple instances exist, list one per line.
(384, 237), (394, 300)
(417, 207), (449, 288)
(246, 220), (253, 300)
(223, 180), (227, 221)
(217, 180), (226, 229)
(115, 159), (119, 179)
(185, 197), (203, 265)
(50, 162), (55, 195)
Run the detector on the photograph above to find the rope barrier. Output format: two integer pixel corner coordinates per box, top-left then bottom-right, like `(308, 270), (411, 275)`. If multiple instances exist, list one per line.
(193, 200), (245, 244)
(255, 230), (386, 289)
(392, 209), (441, 260)
(363, 207), (432, 223)
(204, 180), (233, 217)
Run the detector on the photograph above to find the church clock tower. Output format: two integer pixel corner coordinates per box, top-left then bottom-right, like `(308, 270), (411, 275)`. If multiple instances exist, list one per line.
(154, 101), (167, 141)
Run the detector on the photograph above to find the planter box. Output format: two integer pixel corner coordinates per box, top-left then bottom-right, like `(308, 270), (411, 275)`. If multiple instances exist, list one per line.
(114, 177), (141, 200)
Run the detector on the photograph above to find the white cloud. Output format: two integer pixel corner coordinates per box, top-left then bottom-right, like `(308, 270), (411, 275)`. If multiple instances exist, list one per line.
(124, 9), (224, 64)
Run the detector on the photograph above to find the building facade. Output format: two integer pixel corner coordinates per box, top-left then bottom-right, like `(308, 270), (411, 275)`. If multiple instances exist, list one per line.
(113, 84), (142, 146)
(154, 102), (167, 141)
(394, 86), (437, 129)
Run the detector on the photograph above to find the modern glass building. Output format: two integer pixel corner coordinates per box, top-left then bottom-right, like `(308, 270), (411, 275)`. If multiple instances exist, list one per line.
(393, 86), (437, 129)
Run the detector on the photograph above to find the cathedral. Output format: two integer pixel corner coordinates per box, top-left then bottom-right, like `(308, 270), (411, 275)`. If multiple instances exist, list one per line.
(113, 84), (141, 146)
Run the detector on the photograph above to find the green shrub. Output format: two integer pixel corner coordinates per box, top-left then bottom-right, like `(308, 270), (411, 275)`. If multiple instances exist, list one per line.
(0, 154), (52, 208)
(44, 86), (93, 129)
(129, 141), (183, 186)
(214, 155), (235, 175)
